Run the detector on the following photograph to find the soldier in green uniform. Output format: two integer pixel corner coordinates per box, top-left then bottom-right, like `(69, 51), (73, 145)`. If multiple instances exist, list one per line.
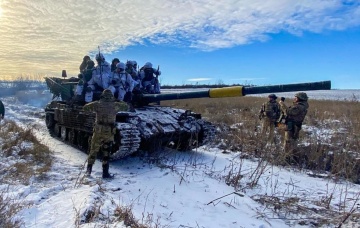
(83, 89), (129, 178)
(259, 94), (280, 145)
(0, 100), (4, 121)
(279, 92), (309, 161)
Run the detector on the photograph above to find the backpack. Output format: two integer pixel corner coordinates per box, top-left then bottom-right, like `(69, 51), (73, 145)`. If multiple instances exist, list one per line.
(263, 102), (280, 119)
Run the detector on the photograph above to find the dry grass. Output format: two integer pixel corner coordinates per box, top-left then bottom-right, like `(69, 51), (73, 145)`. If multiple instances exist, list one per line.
(0, 119), (53, 185)
(0, 119), (53, 228)
(162, 96), (360, 183)
(0, 189), (23, 228)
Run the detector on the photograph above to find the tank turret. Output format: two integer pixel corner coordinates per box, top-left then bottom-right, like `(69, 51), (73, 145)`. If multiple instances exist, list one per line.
(44, 76), (331, 160)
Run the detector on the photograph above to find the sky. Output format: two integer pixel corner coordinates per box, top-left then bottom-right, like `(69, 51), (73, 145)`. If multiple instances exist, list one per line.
(2, 94), (360, 228)
(0, 0), (359, 89)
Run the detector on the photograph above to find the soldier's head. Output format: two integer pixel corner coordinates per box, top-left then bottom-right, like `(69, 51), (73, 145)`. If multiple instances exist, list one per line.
(132, 60), (137, 68)
(86, 60), (95, 69)
(112, 58), (120, 66)
(100, 89), (114, 101)
(95, 53), (105, 63)
(144, 62), (152, 69)
(295, 92), (308, 101)
(268, 94), (277, 100)
(116, 62), (125, 72)
(83, 55), (91, 62)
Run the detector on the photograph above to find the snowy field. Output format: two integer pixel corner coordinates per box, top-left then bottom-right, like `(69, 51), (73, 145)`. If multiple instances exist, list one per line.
(0, 89), (360, 228)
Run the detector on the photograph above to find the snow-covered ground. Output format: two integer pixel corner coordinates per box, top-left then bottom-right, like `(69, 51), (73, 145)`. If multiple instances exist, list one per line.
(1, 89), (360, 228)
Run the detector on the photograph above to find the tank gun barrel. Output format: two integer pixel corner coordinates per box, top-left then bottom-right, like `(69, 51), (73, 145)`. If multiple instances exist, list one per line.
(139, 80), (331, 104)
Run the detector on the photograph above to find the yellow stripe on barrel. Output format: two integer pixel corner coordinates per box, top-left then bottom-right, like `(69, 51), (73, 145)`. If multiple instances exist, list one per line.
(209, 86), (244, 98)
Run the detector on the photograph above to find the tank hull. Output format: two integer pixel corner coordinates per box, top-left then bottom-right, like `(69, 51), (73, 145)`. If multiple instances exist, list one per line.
(45, 102), (216, 159)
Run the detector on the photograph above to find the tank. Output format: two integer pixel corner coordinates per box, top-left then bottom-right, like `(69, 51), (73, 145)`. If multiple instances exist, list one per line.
(44, 76), (331, 159)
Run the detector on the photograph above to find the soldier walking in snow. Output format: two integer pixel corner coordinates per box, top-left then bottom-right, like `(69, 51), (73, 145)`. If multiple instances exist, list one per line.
(259, 94), (280, 146)
(83, 89), (128, 178)
(279, 92), (309, 162)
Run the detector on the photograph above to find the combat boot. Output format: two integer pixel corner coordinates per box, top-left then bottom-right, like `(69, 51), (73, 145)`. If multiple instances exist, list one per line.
(86, 164), (92, 176)
(102, 164), (113, 179)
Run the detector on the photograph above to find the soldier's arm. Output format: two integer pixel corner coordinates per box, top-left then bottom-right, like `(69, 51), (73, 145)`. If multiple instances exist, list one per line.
(83, 102), (96, 112)
(114, 102), (129, 112)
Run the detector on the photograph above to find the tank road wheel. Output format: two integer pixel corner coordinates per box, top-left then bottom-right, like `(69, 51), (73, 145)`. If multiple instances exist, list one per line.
(45, 113), (55, 129)
(177, 132), (199, 151)
(68, 129), (76, 144)
(77, 131), (90, 152)
(60, 127), (68, 141)
(54, 124), (61, 137)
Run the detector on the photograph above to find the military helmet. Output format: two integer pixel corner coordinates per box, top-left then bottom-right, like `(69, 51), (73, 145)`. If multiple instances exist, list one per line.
(100, 89), (114, 101)
(144, 62), (153, 68)
(112, 58), (120, 64)
(83, 55), (90, 61)
(268, 94), (277, 99)
(116, 62), (125, 70)
(95, 53), (105, 61)
(295, 92), (308, 101)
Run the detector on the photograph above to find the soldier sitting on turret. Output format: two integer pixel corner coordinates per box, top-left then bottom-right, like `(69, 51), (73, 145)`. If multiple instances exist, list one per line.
(139, 62), (161, 94)
(126, 60), (141, 92)
(109, 62), (136, 102)
(93, 53), (111, 90)
(83, 60), (96, 103)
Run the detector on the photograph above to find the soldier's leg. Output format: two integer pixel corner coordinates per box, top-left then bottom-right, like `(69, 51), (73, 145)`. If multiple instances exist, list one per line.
(284, 130), (295, 153)
(268, 121), (275, 144)
(101, 141), (112, 178)
(261, 119), (267, 136)
(291, 125), (302, 162)
(100, 126), (114, 178)
(86, 135), (101, 175)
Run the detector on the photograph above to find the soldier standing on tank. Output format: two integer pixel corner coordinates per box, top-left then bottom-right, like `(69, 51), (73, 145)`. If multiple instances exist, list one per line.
(259, 94), (280, 146)
(279, 92), (309, 162)
(83, 89), (129, 178)
(0, 99), (4, 122)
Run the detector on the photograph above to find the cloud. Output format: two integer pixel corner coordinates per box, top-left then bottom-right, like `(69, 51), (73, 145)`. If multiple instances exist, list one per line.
(0, 0), (359, 77)
(187, 78), (212, 82)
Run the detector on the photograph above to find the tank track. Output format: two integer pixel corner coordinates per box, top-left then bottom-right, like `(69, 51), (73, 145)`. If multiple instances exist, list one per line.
(112, 123), (141, 159)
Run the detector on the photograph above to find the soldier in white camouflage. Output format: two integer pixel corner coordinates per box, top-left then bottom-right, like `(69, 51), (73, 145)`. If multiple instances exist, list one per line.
(279, 92), (309, 162)
(259, 94), (280, 145)
(83, 89), (129, 178)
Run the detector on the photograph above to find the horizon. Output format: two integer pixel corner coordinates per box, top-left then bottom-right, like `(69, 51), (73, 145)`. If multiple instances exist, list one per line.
(0, 1), (359, 89)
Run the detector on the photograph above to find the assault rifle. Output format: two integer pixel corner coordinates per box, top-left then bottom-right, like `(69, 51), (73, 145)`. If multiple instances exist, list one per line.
(154, 65), (160, 94)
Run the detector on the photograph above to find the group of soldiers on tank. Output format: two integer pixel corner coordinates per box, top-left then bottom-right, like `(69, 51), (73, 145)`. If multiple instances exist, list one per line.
(259, 92), (309, 162)
(77, 53), (161, 178)
(76, 53), (161, 104)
